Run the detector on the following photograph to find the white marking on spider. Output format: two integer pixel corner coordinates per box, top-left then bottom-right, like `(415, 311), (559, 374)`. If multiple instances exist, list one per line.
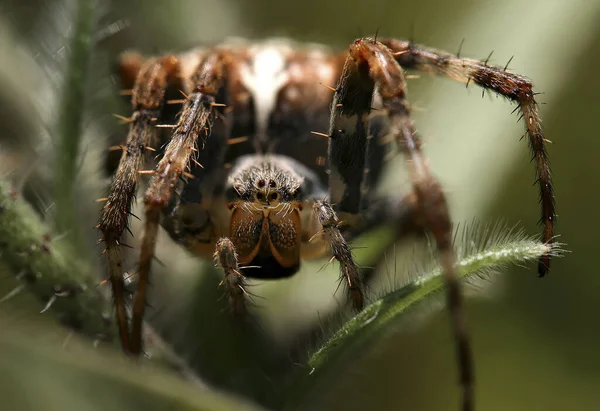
(240, 45), (289, 140)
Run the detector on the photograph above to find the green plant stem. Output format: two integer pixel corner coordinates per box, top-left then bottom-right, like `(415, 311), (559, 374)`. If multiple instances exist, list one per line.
(0, 181), (209, 377)
(0, 181), (113, 339)
(54, 0), (95, 239)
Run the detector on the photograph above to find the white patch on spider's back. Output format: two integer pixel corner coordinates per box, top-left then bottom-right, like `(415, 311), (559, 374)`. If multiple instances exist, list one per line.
(178, 47), (204, 93)
(239, 44), (290, 139)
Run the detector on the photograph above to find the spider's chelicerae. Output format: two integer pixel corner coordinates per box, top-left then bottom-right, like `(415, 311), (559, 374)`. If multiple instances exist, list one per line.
(98, 37), (555, 411)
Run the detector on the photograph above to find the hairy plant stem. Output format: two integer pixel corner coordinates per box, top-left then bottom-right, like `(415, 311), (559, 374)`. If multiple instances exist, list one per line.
(54, 0), (95, 243)
(288, 232), (560, 407)
(0, 181), (113, 339)
(0, 181), (200, 379)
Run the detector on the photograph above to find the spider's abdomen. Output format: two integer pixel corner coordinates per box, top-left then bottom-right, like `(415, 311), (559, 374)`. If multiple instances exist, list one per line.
(220, 39), (344, 184)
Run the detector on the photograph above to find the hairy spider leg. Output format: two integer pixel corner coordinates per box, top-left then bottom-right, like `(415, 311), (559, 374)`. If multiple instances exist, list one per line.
(98, 54), (180, 354)
(382, 38), (555, 276)
(132, 52), (229, 355)
(333, 38), (474, 411)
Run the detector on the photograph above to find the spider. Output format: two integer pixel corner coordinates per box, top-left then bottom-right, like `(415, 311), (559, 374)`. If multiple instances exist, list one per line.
(97, 37), (555, 411)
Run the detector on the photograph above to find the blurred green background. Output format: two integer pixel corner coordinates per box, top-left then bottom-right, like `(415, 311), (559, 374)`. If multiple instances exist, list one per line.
(1, 0), (599, 410)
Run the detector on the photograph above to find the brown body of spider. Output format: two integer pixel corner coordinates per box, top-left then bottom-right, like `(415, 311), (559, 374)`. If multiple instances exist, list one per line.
(98, 37), (555, 411)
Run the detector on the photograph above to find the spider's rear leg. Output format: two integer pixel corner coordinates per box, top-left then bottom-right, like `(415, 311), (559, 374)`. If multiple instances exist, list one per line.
(98, 54), (180, 353)
(214, 238), (249, 319)
(382, 38), (555, 276)
(332, 38), (474, 411)
(131, 52), (228, 356)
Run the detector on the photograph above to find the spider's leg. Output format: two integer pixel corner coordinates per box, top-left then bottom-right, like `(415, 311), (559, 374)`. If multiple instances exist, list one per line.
(214, 237), (248, 319)
(313, 200), (364, 311)
(327, 53), (373, 215)
(334, 38), (474, 411)
(382, 38), (555, 276)
(98, 54), (179, 354)
(131, 52), (228, 356)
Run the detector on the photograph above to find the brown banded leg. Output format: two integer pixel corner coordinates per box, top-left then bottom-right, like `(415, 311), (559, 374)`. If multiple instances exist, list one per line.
(131, 52), (229, 356)
(333, 38), (474, 411)
(98, 54), (179, 354)
(214, 238), (248, 319)
(382, 38), (555, 276)
(313, 200), (364, 311)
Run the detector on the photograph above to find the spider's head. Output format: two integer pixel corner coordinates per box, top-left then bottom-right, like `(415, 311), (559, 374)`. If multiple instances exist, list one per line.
(226, 155), (308, 278)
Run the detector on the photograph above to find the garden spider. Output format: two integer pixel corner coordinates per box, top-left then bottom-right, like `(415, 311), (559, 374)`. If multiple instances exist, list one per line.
(98, 37), (555, 411)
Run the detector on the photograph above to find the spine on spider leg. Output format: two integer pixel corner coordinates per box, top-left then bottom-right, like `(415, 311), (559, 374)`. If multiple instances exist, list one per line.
(98, 56), (178, 353)
(313, 200), (364, 311)
(130, 53), (226, 355)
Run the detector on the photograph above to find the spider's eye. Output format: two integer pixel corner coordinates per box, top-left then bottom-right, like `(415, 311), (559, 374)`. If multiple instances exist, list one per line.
(256, 192), (264, 200)
(269, 192), (278, 201)
(257, 179), (266, 188)
(268, 180), (277, 188)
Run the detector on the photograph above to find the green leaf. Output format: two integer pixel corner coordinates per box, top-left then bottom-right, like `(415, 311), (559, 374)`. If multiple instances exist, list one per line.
(288, 223), (562, 406)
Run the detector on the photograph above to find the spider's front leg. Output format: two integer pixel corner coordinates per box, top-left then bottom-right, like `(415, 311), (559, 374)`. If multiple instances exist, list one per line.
(382, 38), (555, 276)
(329, 38), (473, 411)
(98, 53), (180, 353)
(131, 52), (228, 356)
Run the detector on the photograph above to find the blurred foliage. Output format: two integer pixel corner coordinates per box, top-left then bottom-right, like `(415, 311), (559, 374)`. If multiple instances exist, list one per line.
(0, 0), (599, 410)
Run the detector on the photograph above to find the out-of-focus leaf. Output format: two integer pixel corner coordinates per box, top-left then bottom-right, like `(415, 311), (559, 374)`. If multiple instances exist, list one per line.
(0, 326), (268, 411)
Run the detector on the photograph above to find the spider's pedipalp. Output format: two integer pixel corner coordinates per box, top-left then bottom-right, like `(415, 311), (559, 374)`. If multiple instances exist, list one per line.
(98, 55), (180, 354)
(331, 38), (473, 411)
(382, 38), (555, 276)
(313, 200), (364, 311)
(214, 237), (248, 319)
(131, 52), (228, 356)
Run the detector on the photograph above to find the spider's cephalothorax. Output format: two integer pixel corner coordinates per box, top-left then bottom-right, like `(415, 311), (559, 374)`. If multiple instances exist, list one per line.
(172, 154), (330, 280)
(98, 37), (556, 411)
